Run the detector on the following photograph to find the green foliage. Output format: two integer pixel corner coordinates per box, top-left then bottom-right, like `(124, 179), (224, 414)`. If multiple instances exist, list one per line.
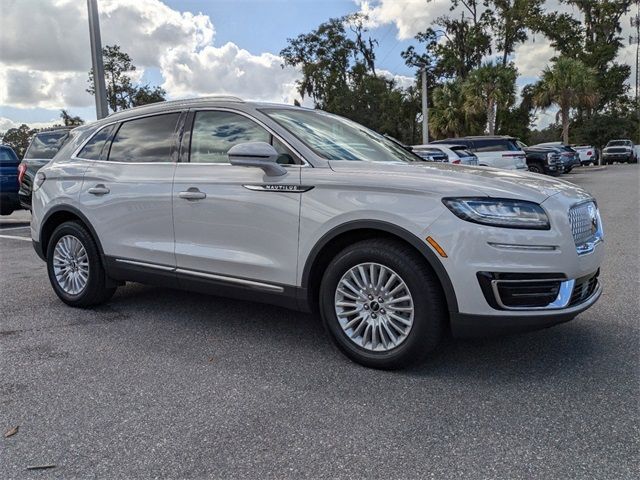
(539, 1), (633, 111)
(462, 62), (517, 134)
(533, 56), (598, 144)
(1, 124), (36, 159)
(280, 14), (420, 144)
(60, 110), (84, 126)
(87, 45), (166, 113)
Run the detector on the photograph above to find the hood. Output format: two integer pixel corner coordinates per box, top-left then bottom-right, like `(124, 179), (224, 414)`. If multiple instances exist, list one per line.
(328, 160), (591, 204)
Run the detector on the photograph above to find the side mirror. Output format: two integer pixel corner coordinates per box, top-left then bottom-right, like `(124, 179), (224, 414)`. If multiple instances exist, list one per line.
(228, 142), (287, 176)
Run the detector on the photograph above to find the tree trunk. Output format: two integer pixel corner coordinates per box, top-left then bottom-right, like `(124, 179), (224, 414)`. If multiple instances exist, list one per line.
(487, 97), (496, 135)
(561, 107), (570, 145)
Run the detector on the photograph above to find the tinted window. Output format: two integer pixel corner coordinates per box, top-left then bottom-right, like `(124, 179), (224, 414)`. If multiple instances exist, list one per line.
(473, 139), (519, 152)
(0, 148), (18, 163)
(24, 131), (70, 159)
(450, 146), (475, 157)
(190, 111), (271, 164)
(108, 113), (180, 163)
(77, 124), (116, 160)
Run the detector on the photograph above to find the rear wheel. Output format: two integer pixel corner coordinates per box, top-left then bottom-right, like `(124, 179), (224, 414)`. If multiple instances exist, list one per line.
(319, 239), (446, 369)
(46, 221), (116, 307)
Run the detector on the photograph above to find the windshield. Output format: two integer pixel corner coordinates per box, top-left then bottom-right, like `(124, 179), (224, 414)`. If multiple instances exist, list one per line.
(607, 140), (631, 147)
(24, 131), (70, 159)
(262, 108), (423, 163)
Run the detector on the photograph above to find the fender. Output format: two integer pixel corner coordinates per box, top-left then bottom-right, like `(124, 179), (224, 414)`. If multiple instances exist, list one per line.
(39, 204), (106, 260)
(300, 220), (459, 314)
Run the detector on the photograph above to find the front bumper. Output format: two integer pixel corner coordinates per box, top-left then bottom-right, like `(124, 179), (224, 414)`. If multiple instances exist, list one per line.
(450, 281), (601, 336)
(422, 193), (604, 335)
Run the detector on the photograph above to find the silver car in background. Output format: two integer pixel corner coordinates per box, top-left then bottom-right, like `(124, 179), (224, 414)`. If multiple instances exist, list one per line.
(413, 144), (479, 166)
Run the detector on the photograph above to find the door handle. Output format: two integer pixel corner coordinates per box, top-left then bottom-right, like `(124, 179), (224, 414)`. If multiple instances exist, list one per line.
(88, 184), (110, 195)
(178, 188), (206, 201)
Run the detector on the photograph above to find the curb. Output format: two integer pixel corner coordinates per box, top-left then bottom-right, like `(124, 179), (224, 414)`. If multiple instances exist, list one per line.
(570, 166), (607, 173)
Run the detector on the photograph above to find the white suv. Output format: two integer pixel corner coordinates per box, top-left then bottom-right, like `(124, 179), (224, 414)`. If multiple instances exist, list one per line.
(31, 97), (604, 369)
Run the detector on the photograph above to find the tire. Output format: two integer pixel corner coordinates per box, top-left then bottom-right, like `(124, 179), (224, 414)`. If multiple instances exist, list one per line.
(564, 167), (572, 173)
(319, 238), (446, 369)
(1, 206), (14, 216)
(527, 162), (544, 174)
(46, 221), (116, 307)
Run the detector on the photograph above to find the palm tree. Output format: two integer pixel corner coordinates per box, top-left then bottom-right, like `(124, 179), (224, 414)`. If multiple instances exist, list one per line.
(533, 57), (598, 144)
(462, 63), (517, 135)
(429, 80), (467, 138)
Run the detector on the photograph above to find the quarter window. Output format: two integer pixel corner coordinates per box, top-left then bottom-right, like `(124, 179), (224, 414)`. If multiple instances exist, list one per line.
(78, 124), (116, 160)
(108, 113), (180, 163)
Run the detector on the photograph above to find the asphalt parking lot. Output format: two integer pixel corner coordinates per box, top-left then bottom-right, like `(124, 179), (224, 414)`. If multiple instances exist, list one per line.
(1, 165), (638, 479)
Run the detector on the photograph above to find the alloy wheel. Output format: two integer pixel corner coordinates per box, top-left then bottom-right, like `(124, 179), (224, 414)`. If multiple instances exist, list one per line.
(334, 262), (414, 352)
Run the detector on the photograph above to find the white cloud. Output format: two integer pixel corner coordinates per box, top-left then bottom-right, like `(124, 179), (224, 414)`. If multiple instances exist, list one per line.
(0, 116), (61, 133)
(0, 0), (302, 114)
(356, 0), (451, 40)
(378, 69), (415, 89)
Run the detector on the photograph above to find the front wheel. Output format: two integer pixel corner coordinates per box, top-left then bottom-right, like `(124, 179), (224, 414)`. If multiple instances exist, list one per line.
(319, 239), (446, 369)
(46, 221), (116, 307)
(527, 162), (544, 174)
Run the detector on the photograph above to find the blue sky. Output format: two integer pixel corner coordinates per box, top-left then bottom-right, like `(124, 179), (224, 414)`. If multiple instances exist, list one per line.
(0, 0), (635, 131)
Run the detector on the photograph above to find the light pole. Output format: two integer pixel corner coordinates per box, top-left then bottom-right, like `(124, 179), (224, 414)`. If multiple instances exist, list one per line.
(421, 67), (428, 144)
(87, 0), (108, 119)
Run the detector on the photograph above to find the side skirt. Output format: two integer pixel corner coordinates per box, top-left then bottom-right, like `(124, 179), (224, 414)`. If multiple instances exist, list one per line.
(103, 256), (304, 311)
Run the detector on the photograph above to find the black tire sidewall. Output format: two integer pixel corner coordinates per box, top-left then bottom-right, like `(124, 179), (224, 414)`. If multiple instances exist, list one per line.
(46, 222), (107, 306)
(320, 241), (444, 369)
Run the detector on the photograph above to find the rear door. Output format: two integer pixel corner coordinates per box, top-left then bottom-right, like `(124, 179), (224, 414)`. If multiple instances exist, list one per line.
(472, 139), (526, 169)
(172, 109), (302, 288)
(0, 147), (20, 198)
(79, 112), (183, 270)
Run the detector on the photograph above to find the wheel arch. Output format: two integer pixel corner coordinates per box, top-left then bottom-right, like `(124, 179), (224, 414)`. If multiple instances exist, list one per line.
(39, 206), (104, 261)
(300, 220), (458, 315)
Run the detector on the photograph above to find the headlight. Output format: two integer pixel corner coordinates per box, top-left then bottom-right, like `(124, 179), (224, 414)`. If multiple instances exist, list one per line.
(442, 197), (550, 230)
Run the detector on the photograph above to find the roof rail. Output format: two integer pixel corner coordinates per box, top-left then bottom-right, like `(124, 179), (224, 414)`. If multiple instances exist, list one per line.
(106, 95), (244, 118)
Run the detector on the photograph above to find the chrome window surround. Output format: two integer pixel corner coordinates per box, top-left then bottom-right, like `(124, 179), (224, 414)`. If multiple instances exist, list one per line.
(70, 107), (310, 168)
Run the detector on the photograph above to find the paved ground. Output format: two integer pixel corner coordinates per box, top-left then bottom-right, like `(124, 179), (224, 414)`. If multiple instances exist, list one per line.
(1, 165), (638, 479)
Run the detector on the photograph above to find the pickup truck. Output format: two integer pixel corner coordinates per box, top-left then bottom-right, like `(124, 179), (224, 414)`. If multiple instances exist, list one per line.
(516, 142), (562, 175)
(572, 145), (599, 165)
(0, 145), (21, 215)
(602, 139), (636, 164)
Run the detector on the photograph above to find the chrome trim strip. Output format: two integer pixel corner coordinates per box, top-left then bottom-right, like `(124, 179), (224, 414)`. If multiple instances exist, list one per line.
(491, 278), (575, 310)
(488, 242), (558, 251)
(115, 258), (175, 272)
(243, 184), (314, 192)
(174, 268), (284, 293)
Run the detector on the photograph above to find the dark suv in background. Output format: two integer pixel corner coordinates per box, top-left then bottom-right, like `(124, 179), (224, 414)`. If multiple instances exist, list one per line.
(18, 127), (72, 209)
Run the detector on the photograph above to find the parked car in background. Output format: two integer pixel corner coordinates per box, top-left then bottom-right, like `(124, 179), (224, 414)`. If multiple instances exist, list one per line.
(18, 127), (72, 210)
(602, 139), (635, 164)
(534, 142), (581, 173)
(412, 146), (449, 163)
(572, 145), (599, 165)
(30, 97), (604, 369)
(430, 136), (527, 170)
(515, 142), (562, 176)
(0, 145), (21, 215)
(413, 144), (479, 166)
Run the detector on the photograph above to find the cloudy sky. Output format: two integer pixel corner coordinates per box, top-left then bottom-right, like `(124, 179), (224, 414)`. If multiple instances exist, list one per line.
(0, 0), (636, 131)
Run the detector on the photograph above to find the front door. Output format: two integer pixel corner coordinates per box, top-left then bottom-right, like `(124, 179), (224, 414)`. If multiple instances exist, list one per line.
(172, 109), (302, 288)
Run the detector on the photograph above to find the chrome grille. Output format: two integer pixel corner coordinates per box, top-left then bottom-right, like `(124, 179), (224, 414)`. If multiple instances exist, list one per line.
(568, 201), (598, 247)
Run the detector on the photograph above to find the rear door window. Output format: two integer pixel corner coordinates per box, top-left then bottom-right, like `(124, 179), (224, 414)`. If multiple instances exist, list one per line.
(108, 113), (180, 163)
(77, 124), (117, 160)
